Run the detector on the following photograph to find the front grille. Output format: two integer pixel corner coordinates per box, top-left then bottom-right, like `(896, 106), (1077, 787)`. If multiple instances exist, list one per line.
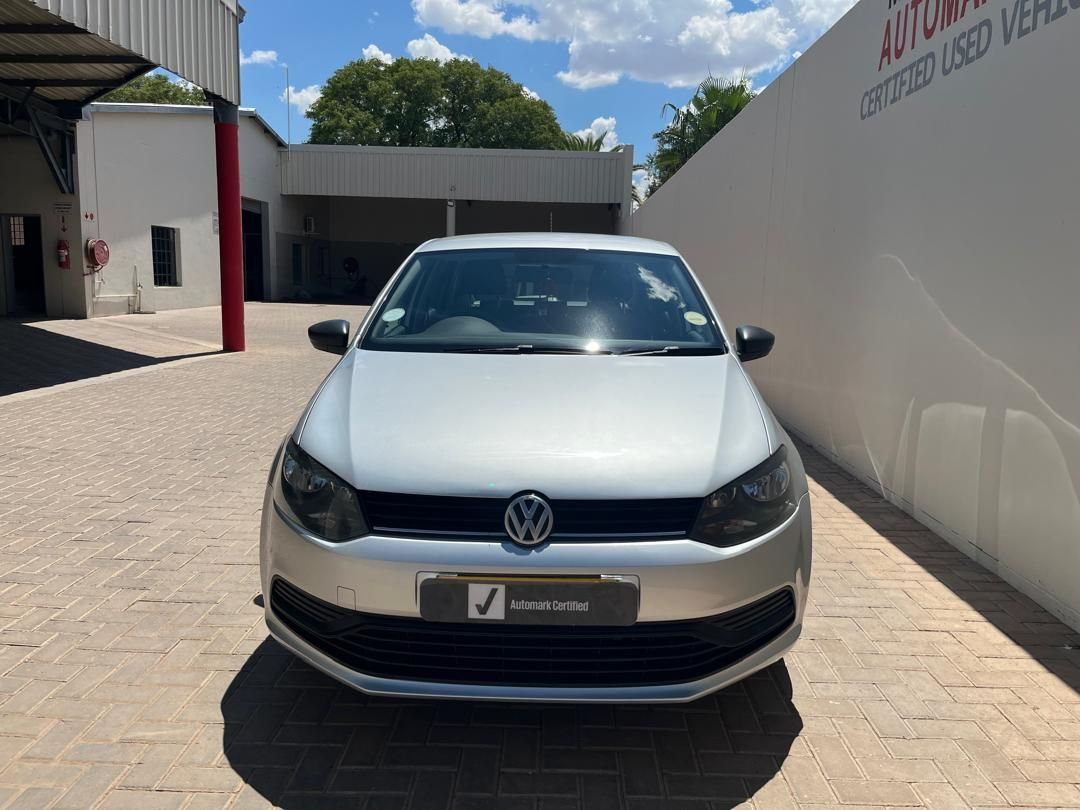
(271, 578), (796, 688)
(359, 491), (702, 538)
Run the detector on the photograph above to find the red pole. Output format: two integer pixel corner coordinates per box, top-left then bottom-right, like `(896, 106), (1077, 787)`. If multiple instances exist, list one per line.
(213, 100), (245, 352)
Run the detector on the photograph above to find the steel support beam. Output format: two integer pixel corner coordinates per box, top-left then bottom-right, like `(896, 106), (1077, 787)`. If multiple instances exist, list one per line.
(0, 23), (86, 34)
(0, 78), (126, 88)
(0, 54), (147, 64)
(25, 104), (75, 195)
(212, 98), (245, 352)
(0, 88), (76, 194)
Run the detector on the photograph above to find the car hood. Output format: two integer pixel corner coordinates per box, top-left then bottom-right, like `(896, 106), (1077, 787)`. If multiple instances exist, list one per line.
(298, 350), (772, 499)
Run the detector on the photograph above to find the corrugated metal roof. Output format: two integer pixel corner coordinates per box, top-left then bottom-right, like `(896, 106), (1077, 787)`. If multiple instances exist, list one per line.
(280, 145), (633, 205)
(0, 0), (240, 106)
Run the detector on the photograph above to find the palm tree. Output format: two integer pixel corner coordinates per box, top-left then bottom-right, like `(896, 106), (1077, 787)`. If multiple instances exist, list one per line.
(557, 130), (610, 151)
(644, 73), (755, 197)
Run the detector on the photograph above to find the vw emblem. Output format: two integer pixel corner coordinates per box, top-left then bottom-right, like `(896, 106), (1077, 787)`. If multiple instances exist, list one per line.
(504, 493), (554, 547)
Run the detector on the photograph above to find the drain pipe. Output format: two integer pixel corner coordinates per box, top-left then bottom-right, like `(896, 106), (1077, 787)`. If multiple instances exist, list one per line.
(91, 264), (143, 315)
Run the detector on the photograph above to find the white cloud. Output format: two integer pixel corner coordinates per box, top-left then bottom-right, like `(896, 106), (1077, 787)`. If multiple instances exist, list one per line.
(557, 69), (621, 90)
(632, 168), (651, 206)
(363, 43), (393, 64)
(521, 85), (540, 100)
(280, 84), (322, 114)
(412, 0), (855, 89)
(793, 0), (856, 27)
(411, 0), (541, 40)
(240, 49), (278, 66)
(574, 116), (619, 150)
(406, 33), (471, 62)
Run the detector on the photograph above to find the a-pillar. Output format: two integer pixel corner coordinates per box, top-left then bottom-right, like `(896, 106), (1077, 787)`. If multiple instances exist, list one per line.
(212, 98), (245, 351)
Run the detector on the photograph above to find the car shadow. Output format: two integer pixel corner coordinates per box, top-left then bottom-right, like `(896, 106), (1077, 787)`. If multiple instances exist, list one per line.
(221, 638), (803, 808)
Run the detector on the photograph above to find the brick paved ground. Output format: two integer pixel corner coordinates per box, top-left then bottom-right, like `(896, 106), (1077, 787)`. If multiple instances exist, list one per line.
(1, 303), (1079, 809)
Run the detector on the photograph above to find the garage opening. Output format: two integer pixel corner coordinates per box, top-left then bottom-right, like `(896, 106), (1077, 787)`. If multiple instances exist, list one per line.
(1, 214), (45, 316)
(242, 207), (265, 302)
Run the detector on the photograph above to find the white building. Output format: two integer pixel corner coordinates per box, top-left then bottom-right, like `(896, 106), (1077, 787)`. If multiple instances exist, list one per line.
(6, 101), (635, 318)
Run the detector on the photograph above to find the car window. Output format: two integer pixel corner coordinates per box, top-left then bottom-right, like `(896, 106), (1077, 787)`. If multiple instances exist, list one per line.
(362, 247), (726, 354)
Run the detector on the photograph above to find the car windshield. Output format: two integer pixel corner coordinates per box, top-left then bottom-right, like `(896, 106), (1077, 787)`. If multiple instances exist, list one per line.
(361, 247), (726, 354)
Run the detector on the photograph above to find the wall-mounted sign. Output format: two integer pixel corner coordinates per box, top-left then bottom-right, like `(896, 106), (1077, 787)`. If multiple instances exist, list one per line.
(861, 0), (1078, 120)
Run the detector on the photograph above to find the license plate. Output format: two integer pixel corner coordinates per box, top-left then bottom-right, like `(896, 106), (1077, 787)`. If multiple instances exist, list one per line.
(419, 576), (638, 626)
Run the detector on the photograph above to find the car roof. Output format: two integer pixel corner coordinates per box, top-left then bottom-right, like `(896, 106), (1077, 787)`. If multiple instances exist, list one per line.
(414, 232), (680, 256)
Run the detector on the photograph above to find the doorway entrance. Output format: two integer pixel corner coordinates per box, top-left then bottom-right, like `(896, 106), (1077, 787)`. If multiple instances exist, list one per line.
(242, 207), (265, 302)
(0, 215), (47, 316)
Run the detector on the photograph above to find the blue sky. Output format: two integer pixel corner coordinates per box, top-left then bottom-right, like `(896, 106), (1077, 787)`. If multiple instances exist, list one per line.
(233, 0), (855, 172)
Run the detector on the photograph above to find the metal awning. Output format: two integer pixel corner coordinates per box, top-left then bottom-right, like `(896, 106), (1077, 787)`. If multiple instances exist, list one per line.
(0, 0), (241, 114)
(1, 0), (241, 193)
(0, 0), (153, 112)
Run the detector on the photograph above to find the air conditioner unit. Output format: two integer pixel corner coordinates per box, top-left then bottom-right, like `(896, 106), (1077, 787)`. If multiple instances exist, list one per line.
(303, 216), (316, 234)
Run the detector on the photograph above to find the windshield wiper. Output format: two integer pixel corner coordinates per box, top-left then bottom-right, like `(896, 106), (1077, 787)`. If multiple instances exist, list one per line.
(444, 345), (613, 355)
(444, 344), (535, 354)
(617, 345), (683, 356)
(616, 345), (723, 356)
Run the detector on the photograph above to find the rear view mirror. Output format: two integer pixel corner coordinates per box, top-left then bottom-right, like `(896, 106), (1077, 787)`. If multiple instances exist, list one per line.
(308, 319), (351, 355)
(735, 325), (774, 362)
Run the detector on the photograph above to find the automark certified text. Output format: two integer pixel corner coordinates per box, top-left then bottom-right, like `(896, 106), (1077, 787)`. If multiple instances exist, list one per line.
(511, 599), (590, 612)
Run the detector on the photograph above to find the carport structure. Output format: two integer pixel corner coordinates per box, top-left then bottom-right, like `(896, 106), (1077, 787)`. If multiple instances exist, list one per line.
(277, 144), (636, 299)
(0, 0), (246, 349)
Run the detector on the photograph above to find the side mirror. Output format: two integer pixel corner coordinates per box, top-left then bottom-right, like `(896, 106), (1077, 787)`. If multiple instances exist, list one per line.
(735, 325), (774, 362)
(308, 319), (351, 355)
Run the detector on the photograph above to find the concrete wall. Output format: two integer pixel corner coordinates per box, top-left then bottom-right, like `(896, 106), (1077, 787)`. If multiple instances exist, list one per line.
(628, 0), (1080, 627)
(0, 135), (84, 318)
(77, 109), (221, 314)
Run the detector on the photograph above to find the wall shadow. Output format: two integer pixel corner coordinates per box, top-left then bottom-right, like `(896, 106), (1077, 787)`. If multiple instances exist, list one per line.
(0, 319), (218, 397)
(221, 638), (802, 808)
(797, 438), (1080, 692)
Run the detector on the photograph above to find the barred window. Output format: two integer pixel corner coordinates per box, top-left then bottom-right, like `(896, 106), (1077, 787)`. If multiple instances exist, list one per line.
(151, 226), (179, 287)
(9, 216), (25, 246)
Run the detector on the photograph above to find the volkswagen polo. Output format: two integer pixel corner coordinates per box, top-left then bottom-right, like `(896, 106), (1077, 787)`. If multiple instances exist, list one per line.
(260, 232), (812, 702)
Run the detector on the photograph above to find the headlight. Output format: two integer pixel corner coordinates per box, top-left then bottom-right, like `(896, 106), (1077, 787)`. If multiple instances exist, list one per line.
(278, 439), (368, 542)
(692, 446), (796, 547)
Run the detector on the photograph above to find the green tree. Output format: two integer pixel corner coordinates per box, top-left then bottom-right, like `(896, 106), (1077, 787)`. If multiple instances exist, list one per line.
(100, 73), (206, 105)
(642, 74), (755, 198)
(307, 56), (561, 149)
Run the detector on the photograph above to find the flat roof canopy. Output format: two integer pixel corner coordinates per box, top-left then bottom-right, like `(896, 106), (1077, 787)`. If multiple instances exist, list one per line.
(280, 144), (634, 210)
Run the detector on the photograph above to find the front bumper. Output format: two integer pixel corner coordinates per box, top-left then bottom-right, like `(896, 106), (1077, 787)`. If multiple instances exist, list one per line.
(259, 490), (811, 703)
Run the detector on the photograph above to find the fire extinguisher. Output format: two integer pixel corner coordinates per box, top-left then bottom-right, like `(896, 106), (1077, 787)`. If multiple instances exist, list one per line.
(57, 239), (70, 269)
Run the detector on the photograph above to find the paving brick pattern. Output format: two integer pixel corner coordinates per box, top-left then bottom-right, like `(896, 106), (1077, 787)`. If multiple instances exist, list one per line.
(1, 303), (1079, 809)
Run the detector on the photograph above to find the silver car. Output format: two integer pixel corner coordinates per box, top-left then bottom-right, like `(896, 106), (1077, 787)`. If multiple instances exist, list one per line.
(260, 232), (811, 703)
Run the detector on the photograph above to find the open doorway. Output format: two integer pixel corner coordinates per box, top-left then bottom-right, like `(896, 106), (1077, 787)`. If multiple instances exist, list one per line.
(242, 207), (265, 302)
(1, 215), (47, 316)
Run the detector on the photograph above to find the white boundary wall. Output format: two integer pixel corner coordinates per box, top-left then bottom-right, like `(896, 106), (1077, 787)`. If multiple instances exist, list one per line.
(627, 0), (1080, 627)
